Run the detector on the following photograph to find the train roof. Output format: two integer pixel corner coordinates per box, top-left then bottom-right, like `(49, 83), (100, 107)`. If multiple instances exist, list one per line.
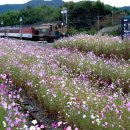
(0, 21), (63, 29)
(33, 21), (62, 27)
(122, 15), (130, 19)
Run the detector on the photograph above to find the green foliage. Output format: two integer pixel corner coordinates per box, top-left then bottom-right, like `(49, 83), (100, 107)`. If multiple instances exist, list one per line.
(19, 5), (60, 25)
(0, 5), (60, 26)
(63, 1), (127, 34)
(64, 1), (112, 31)
(0, 11), (19, 26)
(68, 27), (78, 35)
(84, 29), (97, 35)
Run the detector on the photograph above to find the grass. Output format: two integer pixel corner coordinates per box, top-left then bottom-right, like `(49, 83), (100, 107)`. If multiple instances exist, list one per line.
(0, 107), (6, 130)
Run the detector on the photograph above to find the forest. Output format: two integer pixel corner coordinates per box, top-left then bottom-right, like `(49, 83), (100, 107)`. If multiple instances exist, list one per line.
(0, 1), (129, 34)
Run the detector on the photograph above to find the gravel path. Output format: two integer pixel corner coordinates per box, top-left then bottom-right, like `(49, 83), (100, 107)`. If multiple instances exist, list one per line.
(21, 39), (53, 48)
(97, 24), (120, 34)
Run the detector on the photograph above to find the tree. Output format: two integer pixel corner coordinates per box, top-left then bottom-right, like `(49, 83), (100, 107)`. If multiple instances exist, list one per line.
(0, 5), (60, 26)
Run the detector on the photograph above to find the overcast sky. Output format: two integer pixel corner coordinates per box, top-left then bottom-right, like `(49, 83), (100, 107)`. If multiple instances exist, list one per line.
(0, 0), (129, 7)
(0, 0), (30, 5)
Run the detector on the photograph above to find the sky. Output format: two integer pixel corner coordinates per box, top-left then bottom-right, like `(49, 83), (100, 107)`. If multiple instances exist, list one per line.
(0, 0), (30, 5)
(0, 0), (129, 7)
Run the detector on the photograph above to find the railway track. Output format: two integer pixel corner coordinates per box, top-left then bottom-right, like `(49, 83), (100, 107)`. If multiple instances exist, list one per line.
(20, 94), (61, 130)
(6, 73), (62, 130)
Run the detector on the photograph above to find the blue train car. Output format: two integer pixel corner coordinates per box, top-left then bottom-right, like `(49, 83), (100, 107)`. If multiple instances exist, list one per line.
(121, 15), (130, 39)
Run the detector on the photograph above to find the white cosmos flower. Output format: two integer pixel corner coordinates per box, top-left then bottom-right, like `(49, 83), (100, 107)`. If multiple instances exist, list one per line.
(96, 118), (101, 125)
(58, 121), (62, 126)
(83, 114), (86, 118)
(91, 114), (95, 119)
(66, 126), (72, 130)
(31, 120), (37, 125)
(83, 101), (86, 104)
(2, 121), (6, 127)
(23, 124), (28, 128)
(2, 102), (7, 109)
(30, 126), (36, 130)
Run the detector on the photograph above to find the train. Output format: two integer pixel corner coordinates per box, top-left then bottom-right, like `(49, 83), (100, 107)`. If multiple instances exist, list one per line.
(0, 22), (67, 42)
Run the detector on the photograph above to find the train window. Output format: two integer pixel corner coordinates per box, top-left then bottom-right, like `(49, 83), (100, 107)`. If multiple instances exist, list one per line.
(50, 25), (53, 31)
(58, 25), (61, 28)
(9, 29), (19, 33)
(42, 29), (47, 33)
(55, 26), (58, 30)
(34, 30), (39, 35)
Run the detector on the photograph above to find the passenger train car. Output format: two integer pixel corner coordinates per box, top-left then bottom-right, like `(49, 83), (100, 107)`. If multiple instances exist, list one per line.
(0, 22), (67, 42)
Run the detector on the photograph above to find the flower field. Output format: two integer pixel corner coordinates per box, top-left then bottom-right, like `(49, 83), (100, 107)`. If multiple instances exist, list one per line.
(0, 35), (130, 130)
(53, 34), (130, 60)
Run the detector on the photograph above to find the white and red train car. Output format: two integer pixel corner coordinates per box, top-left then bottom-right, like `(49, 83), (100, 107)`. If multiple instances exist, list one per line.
(0, 22), (67, 42)
(0, 26), (33, 38)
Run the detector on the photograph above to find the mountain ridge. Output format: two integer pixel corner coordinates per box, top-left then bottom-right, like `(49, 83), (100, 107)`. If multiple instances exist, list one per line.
(0, 0), (129, 13)
(0, 0), (64, 12)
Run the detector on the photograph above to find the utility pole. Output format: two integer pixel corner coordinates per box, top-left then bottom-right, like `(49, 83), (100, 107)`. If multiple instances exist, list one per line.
(1, 21), (6, 37)
(112, 11), (114, 26)
(19, 17), (22, 40)
(61, 7), (67, 37)
(98, 14), (100, 32)
(97, 14), (102, 32)
(97, 13), (102, 31)
(1, 21), (3, 37)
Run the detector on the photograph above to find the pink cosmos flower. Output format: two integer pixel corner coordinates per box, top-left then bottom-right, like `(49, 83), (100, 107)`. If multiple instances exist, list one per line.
(126, 102), (130, 111)
(126, 102), (130, 107)
(6, 127), (11, 130)
(51, 123), (58, 128)
(127, 107), (130, 112)
(40, 125), (45, 128)
(66, 126), (72, 130)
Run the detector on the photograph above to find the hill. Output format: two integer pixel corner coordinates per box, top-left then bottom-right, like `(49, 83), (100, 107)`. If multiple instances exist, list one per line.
(0, 0), (64, 12)
(120, 6), (130, 11)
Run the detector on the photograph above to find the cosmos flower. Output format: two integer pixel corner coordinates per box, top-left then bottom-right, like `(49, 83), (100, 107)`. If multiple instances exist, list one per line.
(30, 126), (36, 130)
(83, 114), (86, 118)
(126, 102), (130, 111)
(2, 121), (6, 127)
(32, 120), (37, 125)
